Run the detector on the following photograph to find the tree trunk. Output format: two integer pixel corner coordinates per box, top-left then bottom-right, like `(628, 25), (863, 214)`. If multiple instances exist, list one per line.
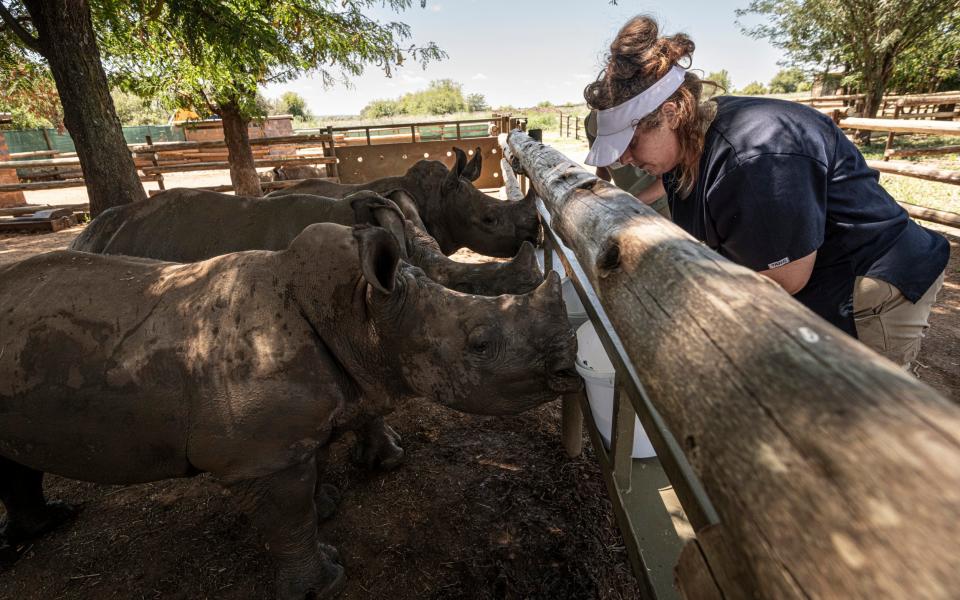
(857, 53), (897, 144)
(23, 0), (146, 217)
(218, 101), (262, 197)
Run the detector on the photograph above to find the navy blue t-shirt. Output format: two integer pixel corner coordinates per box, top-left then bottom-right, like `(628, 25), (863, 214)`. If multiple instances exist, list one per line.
(664, 96), (949, 335)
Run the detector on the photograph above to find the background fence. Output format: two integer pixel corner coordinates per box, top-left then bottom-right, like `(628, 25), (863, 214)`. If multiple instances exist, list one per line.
(4, 125), (185, 155)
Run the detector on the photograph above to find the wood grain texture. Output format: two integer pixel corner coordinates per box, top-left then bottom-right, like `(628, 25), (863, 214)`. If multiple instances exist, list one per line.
(507, 130), (960, 599)
(840, 117), (960, 135)
(867, 160), (960, 185)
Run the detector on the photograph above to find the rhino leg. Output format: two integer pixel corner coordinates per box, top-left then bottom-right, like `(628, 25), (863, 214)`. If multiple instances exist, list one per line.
(229, 458), (345, 600)
(0, 456), (79, 564)
(350, 416), (404, 471)
(314, 483), (341, 521)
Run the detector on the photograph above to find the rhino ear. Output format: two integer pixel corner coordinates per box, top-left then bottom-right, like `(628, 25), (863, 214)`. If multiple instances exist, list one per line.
(352, 225), (401, 295)
(461, 147), (482, 182)
(451, 147), (468, 176)
(348, 191), (408, 259)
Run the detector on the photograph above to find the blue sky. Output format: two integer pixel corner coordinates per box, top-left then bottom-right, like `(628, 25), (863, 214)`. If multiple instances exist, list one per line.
(263, 0), (785, 116)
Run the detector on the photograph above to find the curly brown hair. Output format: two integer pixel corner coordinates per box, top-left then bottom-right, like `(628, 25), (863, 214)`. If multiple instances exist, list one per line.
(584, 15), (719, 196)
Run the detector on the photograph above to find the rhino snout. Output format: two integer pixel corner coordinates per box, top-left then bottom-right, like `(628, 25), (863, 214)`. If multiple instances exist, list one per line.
(548, 361), (583, 393)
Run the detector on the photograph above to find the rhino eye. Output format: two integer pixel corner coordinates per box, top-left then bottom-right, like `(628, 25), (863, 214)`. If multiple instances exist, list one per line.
(482, 216), (496, 226)
(470, 340), (489, 354)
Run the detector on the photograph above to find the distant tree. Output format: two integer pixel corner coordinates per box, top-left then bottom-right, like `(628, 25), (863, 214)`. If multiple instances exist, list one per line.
(111, 89), (169, 126)
(738, 0), (957, 128)
(705, 69), (732, 93)
(275, 91), (311, 119)
(536, 100), (554, 108)
(0, 0), (146, 216)
(102, 1), (444, 197)
(0, 53), (62, 129)
(885, 9), (960, 93)
(360, 98), (403, 119)
(768, 68), (809, 93)
(739, 81), (769, 95)
(400, 79), (466, 115)
(465, 92), (488, 112)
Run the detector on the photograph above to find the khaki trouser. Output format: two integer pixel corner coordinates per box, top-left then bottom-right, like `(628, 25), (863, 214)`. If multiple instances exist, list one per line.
(853, 272), (945, 369)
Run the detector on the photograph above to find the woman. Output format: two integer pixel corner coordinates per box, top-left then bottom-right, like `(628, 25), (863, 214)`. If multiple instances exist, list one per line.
(584, 16), (949, 369)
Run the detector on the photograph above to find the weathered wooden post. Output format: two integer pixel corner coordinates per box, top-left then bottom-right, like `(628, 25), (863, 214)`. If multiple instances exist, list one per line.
(507, 128), (960, 599)
(0, 114), (25, 208)
(144, 135), (165, 191)
(325, 125), (339, 180)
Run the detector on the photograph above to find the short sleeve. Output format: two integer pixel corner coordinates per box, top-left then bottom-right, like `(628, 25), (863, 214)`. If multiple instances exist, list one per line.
(705, 154), (827, 271)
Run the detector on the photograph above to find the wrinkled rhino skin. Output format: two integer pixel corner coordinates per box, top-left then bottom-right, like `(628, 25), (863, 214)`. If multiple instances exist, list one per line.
(70, 188), (543, 297)
(274, 165), (326, 180)
(268, 147), (542, 258)
(0, 223), (580, 599)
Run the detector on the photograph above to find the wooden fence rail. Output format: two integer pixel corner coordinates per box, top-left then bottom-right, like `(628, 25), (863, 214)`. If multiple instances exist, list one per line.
(506, 129), (960, 599)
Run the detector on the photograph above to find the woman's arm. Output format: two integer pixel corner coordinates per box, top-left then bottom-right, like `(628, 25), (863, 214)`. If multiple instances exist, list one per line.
(634, 177), (666, 205)
(758, 250), (817, 295)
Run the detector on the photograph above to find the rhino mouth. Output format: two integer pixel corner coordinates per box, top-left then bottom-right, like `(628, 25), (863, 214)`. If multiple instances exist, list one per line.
(548, 366), (583, 393)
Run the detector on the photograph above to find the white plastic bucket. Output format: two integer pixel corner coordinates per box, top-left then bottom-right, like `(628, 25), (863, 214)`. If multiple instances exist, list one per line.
(536, 248), (587, 328)
(574, 321), (656, 458)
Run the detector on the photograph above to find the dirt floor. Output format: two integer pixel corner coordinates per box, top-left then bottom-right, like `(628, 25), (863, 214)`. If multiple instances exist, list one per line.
(0, 216), (956, 600)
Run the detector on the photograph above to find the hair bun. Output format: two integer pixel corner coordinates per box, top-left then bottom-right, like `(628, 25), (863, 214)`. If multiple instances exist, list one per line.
(606, 16), (695, 82)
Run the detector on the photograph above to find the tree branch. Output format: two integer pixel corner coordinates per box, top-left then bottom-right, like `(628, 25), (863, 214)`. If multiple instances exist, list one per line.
(0, 2), (42, 55)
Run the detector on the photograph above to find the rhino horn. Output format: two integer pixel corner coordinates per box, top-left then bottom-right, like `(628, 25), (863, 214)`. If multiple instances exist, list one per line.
(532, 271), (564, 312)
(352, 224), (401, 294)
(513, 241), (539, 270)
(348, 191), (409, 259)
(461, 147), (482, 182)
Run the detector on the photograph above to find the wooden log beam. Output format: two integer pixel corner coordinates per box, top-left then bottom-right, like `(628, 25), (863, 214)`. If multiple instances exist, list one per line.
(867, 159), (960, 185)
(126, 133), (333, 154)
(897, 93), (960, 106)
(507, 129), (960, 599)
(500, 157), (523, 201)
(898, 202), (960, 228)
(139, 155), (335, 175)
(8, 149), (76, 160)
(887, 145), (960, 159)
(839, 117), (960, 135)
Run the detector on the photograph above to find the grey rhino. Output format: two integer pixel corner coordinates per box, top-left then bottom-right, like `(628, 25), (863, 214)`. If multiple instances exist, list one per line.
(0, 223), (581, 599)
(268, 146), (541, 258)
(69, 188), (544, 297)
(273, 164), (327, 180)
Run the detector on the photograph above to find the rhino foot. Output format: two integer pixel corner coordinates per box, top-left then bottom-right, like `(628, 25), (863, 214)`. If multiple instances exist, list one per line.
(1, 499), (79, 546)
(277, 545), (345, 600)
(314, 484), (341, 521)
(351, 418), (404, 471)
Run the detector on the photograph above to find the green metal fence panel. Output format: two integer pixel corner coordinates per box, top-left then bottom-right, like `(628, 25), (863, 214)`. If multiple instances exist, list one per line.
(4, 125), (184, 155)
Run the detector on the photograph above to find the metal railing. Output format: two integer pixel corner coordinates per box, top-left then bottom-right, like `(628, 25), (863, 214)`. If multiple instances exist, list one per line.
(536, 199), (718, 599)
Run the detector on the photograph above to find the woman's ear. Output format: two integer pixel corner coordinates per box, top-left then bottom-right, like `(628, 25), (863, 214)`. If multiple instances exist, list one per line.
(661, 102), (680, 129)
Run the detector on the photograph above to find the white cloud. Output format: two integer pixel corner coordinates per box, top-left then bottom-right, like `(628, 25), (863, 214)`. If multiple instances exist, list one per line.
(472, 73), (488, 80)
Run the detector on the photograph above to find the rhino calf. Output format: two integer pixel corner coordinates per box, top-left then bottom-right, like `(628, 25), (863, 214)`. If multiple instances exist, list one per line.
(0, 223), (580, 599)
(268, 147), (542, 258)
(70, 188), (543, 297)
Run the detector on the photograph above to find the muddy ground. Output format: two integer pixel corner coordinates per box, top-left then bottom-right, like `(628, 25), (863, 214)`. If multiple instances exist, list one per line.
(0, 221), (956, 600)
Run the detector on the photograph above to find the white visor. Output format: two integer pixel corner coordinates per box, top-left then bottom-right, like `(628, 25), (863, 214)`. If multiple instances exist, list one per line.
(585, 65), (687, 167)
